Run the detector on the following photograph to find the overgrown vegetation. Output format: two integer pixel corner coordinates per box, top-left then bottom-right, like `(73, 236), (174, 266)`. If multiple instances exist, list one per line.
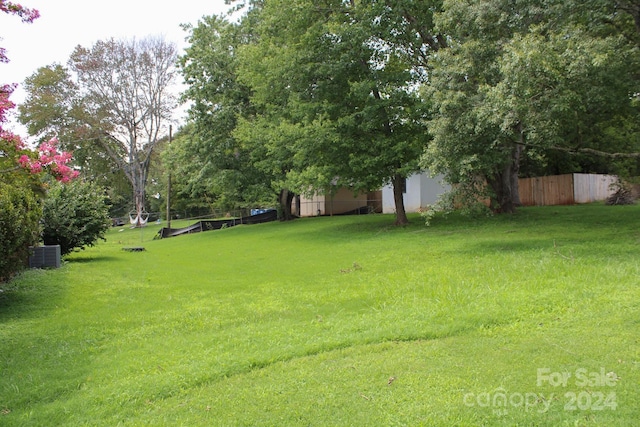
(606, 179), (637, 205)
(1, 204), (638, 425)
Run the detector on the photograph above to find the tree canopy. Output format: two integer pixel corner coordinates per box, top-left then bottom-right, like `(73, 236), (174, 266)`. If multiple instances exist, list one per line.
(177, 0), (639, 219)
(175, 15), (273, 214)
(19, 64), (132, 217)
(179, 0), (446, 223)
(423, 0), (640, 212)
(69, 37), (178, 224)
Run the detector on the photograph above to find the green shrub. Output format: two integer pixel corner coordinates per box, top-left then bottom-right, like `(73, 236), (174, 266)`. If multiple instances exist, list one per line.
(0, 182), (42, 282)
(41, 180), (111, 255)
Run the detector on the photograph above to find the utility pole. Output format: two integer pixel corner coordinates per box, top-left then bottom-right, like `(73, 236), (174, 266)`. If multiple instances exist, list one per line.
(166, 125), (172, 229)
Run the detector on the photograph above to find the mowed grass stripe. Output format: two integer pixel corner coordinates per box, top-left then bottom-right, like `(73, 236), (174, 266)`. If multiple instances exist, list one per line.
(0, 204), (638, 426)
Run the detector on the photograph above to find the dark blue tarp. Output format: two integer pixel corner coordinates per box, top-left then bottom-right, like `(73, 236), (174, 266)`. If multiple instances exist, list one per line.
(157, 209), (278, 238)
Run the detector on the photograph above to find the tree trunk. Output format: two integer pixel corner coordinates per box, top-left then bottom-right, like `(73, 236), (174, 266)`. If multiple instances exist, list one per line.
(488, 172), (516, 214)
(131, 158), (150, 227)
(279, 189), (296, 221)
(131, 183), (146, 227)
(392, 173), (409, 225)
(488, 143), (523, 214)
(511, 128), (524, 208)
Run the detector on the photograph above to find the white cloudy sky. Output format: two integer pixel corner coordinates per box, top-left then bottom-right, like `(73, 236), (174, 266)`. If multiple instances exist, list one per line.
(1, 0), (230, 133)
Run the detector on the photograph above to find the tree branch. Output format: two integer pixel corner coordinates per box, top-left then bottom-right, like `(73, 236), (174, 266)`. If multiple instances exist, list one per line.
(0, 165), (20, 174)
(518, 141), (640, 159)
(617, 0), (640, 35)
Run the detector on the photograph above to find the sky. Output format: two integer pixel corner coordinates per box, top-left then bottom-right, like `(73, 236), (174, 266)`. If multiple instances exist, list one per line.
(1, 0), (231, 134)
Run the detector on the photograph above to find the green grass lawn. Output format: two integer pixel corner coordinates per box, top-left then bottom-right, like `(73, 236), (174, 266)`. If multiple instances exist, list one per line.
(1, 204), (639, 426)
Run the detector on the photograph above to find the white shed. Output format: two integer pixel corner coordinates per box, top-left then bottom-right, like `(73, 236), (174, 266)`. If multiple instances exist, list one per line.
(296, 187), (373, 217)
(382, 172), (450, 214)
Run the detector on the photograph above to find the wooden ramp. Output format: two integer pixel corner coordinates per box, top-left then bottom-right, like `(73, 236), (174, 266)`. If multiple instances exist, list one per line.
(157, 209), (278, 239)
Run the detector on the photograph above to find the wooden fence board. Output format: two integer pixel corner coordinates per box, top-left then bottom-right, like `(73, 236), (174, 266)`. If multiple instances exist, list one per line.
(573, 173), (616, 203)
(518, 174), (616, 207)
(518, 174), (574, 206)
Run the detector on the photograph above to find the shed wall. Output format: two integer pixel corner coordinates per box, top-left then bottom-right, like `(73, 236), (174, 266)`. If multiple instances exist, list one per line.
(382, 172), (450, 214)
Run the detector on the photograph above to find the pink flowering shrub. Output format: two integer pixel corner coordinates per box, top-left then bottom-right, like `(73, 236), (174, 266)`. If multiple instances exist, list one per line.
(18, 138), (79, 182)
(1, 69), (77, 183)
(1, 2), (77, 183)
(0, 1), (54, 282)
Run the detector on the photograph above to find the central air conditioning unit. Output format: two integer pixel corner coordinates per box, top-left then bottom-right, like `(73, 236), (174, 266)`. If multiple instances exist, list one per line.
(29, 245), (61, 269)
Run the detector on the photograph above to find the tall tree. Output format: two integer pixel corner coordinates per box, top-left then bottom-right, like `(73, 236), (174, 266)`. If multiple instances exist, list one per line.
(18, 65), (132, 217)
(236, 0), (443, 224)
(177, 14), (272, 214)
(423, 0), (640, 213)
(67, 37), (178, 225)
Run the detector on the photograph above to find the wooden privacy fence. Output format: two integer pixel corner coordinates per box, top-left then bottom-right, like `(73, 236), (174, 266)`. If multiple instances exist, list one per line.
(518, 173), (617, 206)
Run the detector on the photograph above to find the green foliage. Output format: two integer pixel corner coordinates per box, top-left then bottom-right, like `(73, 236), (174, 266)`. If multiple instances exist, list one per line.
(0, 182), (42, 282)
(176, 0), (640, 220)
(41, 180), (111, 255)
(176, 16), (273, 211)
(18, 64), (77, 139)
(0, 135), (45, 282)
(19, 38), (178, 217)
(423, 0), (640, 212)
(234, 0), (440, 223)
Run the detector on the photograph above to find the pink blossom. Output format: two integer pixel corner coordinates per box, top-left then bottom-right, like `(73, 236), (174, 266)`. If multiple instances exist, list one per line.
(0, 1), (40, 23)
(0, 84), (17, 123)
(0, 130), (24, 149)
(54, 152), (73, 163)
(29, 162), (42, 173)
(13, 137), (79, 182)
(53, 163), (69, 174)
(2, 80), (77, 182)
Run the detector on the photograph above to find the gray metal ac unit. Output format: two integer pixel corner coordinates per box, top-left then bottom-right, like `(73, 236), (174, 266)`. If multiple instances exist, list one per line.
(29, 245), (61, 269)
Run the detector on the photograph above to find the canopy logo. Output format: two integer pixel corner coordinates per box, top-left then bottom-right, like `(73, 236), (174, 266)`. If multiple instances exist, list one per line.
(463, 367), (619, 416)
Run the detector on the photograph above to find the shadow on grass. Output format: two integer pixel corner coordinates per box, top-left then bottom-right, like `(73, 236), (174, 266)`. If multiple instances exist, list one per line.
(288, 214), (423, 238)
(0, 270), (67, 323)
(461, 238), (551, 254)
(333, 205), (640, 238)
(65, 255), (120, 264)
